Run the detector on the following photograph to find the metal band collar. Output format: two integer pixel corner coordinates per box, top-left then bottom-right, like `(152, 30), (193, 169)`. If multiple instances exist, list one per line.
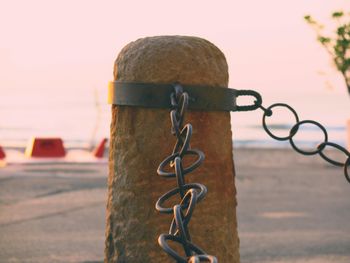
(108, 81), (262, 112)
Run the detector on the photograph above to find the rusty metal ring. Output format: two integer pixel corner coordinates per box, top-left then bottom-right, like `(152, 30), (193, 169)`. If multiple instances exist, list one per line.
(157, 149), (205, 178)
(155, 183), (207, 214)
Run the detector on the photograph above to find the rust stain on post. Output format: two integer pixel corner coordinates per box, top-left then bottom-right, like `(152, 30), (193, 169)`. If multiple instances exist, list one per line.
(105, 36), (240, 262)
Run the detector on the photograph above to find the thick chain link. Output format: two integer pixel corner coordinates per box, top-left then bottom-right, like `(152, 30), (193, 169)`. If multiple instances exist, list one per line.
(156, 83), (218, 263)
(154, 83), (349, 262)
(258, 103), (350, 184)
(109, 80), (349, 262)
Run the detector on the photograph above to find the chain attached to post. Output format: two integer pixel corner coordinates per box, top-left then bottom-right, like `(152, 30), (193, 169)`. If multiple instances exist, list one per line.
(253, 101), (350, 184)
(109, 82), (350, 185)
(155, 83), (218, 263)
(109, 80), (349, 262)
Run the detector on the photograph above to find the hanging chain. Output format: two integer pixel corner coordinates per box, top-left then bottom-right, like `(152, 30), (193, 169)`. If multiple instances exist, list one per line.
(154, 85), (349, 263)
(254, 102), (350, 184)
(155, 83), (218, 263)
(109, 81), (349, 262)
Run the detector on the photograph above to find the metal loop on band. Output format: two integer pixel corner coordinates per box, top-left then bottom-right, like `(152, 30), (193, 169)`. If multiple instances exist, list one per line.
(108, 81), (262, 112)
(172, 91), (189, 130)
(235, 89), (263, 112)
(173, 83), (184, 102)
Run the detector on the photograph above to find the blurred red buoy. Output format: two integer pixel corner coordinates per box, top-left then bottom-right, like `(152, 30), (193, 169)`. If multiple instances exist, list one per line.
(93, 138), (108, 158)
(25, 137), (66, 158)
(0, 146), (5, 160)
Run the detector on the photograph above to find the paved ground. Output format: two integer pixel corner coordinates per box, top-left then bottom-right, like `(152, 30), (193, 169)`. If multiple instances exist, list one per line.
(235, 148), (350, 263)
(0, 148), (349, 262)
(0, 163), (107, 263)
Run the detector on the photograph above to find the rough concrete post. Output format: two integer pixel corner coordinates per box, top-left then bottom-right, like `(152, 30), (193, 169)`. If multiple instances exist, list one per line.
(105, 36), (240, 262)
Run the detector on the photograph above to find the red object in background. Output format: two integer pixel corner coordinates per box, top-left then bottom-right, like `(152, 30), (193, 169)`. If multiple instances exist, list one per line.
(93, 138), (108, 158)
(0, 146), (5, 159)
(25, 137), (66, 158)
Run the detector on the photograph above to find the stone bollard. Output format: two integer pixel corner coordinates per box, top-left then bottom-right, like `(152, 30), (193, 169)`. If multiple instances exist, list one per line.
(105, 36), (240, 262)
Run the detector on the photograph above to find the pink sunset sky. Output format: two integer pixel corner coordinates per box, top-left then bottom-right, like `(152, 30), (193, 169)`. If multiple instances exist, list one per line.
(0, 0), (349, 143)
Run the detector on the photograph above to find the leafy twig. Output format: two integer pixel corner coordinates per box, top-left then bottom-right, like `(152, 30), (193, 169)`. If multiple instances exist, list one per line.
(305, 11), (350, 96)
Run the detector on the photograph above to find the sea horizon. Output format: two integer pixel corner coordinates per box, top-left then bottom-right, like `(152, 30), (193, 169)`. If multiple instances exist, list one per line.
(1, 86), (348, 150)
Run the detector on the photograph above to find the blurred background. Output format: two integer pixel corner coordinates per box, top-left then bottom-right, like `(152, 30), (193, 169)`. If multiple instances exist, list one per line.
(0, 0), (349, 150)
(1, 1), (350, 263)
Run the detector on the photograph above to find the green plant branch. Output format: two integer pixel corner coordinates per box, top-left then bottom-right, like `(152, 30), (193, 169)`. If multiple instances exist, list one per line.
(304, 11), (350, 97)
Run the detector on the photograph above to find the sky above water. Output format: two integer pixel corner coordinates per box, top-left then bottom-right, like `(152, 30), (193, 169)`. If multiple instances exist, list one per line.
(0, 0), (349, 144)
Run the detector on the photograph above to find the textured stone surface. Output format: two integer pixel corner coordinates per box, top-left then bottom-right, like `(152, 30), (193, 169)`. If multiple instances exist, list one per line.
(105, 36), (240, 263)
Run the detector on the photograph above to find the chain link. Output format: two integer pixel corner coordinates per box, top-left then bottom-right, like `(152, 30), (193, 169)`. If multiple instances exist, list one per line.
(258, 102), (350, 184)
(155, 84), (349, 263)
(156, 83), (218, 263)
(109, 80), (350, 262)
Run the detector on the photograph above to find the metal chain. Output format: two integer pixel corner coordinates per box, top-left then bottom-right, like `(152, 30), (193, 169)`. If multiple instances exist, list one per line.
(156, 83), (218, 263)
(109, 81), (349, 262)
(256, 102), (350, 184)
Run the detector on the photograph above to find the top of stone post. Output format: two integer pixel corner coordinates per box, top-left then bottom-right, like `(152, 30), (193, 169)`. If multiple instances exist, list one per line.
(114, 35), (229, 88)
